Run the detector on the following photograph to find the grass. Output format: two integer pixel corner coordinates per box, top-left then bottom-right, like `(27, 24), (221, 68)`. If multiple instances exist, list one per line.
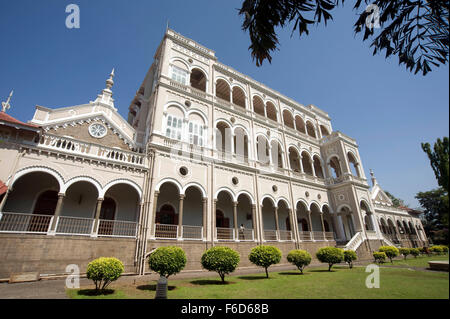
(66, 263), (449, 299)
(389, 254), (448, 268)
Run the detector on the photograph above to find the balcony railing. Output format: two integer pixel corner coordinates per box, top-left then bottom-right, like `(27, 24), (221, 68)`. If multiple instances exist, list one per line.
(263, 230), (278, 241)
(238, 229), (254, 241)
(0, 212), (53, 234)
(97, 219), (138, 238)
(278, 230), (292, 241)
(216, 227), (235, 241)
(298, 231), (312, 241)
(55, 216), (94, 236)
(312, 231), (325, 240)
(155, 224), (178, 239)
(324, 231), (335, 240)
(182, 225), (203, 240)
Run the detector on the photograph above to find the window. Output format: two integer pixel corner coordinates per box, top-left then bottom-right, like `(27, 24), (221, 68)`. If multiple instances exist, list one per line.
(170, 66), (188, 85)
(165, 115), (183, 141)
(188, 122), (204, 146)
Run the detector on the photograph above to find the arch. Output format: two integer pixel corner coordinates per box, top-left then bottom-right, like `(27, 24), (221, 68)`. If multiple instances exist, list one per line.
(102, 179), (143, 200)
(155, 178), (183, 195)
(63, 176), (102, 197)
(313, 155), (324, 178)
(309, 201), (321, 212)
(260, 194), (276, 207)
(164, 101), (187, 118)
(182, 182), (207, 198)
(270, 139), (284, 169)
(359, 199), (372, 212)
(276, 197), (291, 209)
(282, 109), (295, 129)
(347, 152), (361, 178)
(321, 203), (332, 213)
(320, 125), (330, 136)
(169, 57), (190, 71)
(301, 151), (313, 176)
(266, 101), (278, 122)
(216, 78), (231, 101)
(232, 86), (246, 108)
(328, 156), (342, 178)
(306, 121), (317, 138)
(256, 134), (271, 165)
(296, 199), (309, 211)
(295, 115), (306, 134)
(187, 108), (208, 125)
(252, 95), (265, 117)
(288, 146), (301, 172)
(214, 187), (236, 201)
(190, 68), (207, 92)
(236, 190), (255, 205)
(12, 166), (64, 192)
(336, 204), (352, 213)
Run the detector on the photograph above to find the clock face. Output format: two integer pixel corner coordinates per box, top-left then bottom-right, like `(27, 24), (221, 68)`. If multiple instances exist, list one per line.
(88, 123), (107, 138)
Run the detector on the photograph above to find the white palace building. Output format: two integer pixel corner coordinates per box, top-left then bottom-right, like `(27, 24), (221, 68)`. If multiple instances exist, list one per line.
(0, 29), (428, 278)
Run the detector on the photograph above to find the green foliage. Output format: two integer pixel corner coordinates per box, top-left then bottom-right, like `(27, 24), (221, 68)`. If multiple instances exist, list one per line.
(441, 245), (449, 254)
(421, 137), (449, 193)
(410, 248), (421, 258)
(420, 246), (431, 255)
(201, 246), (240, 283)
(86, 257), (124, 291)
(248, 245), (282, 278)
(343, 250), (357, 269)
(399, 248), (411, 260)
(239, 0), (449, 75)
(316, 247), (344, 271)
(148, 246), (187, 278)
(385, 191), (405, 208)
(430, 245), (445, 255)
(416, 188), (449, 244)
(378, 246), (400, 263)
(373, 252), (387, 264)
(286, 250), (312, 274)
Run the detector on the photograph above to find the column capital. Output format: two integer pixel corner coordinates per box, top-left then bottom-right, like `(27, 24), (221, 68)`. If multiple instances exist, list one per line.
(233, 201), (239, 207)
(179, 194), (186, 200)
(202, 197), (208, 203)
(97, 197), (104, 202)
(58, 193), (65, 198)
(154, 190), (160, 196)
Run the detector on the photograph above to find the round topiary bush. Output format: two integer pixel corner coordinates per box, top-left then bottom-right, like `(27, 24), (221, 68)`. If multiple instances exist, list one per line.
(373, 251), (387, 264)
(378, 246), (399, 263)
(148, 246), (187, 278)
(86, 257), (124, 292)
(316, 247), (344, 271)
(287, 250), (312, 274)
(249, 245), (282, 278)
(343, 250), (358, 269)
(201, 246), (240, 283)
(410, 248), (420, 258)
(399, 248), (411, 260)
(430, 245), (444, 255)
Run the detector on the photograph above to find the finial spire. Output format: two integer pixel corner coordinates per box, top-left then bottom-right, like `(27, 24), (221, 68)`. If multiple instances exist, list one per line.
(1, 90), (13, 113)
(94, 69), (116, 110)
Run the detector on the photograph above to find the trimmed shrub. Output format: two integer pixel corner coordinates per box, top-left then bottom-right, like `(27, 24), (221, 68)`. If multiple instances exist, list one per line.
(201, 246), (240, 283)
(410, 248), (420, 258)
(430, 245), (444, 255)
(148, 246), (187, 278)
(287, 250), (312, 274)
(378, 246), (399, 263)
(316, 247), (344, 271)
(441, 245), (449, 254)
(399, 248), (411, 260)
(248, 245), (282, 278)
(420, 247), (430, 255)
(343, 250), (358, 269)
(373, 251), (387, 264)
(86, 257), (124, 291)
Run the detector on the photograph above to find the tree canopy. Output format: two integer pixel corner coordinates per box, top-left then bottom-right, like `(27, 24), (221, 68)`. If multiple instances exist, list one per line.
(421, 137), (449, 193)
(239, 0), (449, 75)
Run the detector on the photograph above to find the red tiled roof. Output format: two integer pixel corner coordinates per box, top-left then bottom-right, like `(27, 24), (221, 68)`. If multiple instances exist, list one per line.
(0, 180), (7, 196)
(0, 111), (39, 129)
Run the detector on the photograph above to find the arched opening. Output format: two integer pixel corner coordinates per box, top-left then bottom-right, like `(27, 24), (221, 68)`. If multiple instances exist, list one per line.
(360, 201), (374, 231)
(216, 190), (234, 239)
(155, 182), (180, 239)
(257, 135), (270, 165)
(33, 190), (59, 216)
(301, 151), (313, 176)
(266, 102), (277, 122)
(295, 116), (306, 134)
(320, 125), (330, 136)
(63, 181), (99, 219)
(288, 147), (301, 173)
(380, 218), (387, 234)
(283, 110), (295, 129)
(236, 193), (254, 240)
(262, 197), (277, 241)
(340, 207), (355, 240)
(215, 122), (232, 156)
(347, 152), (361, 178)
(313, 155), (324, 178)
(403, 220), (410, 234)
(306, 121), (317, 138)
(310, 203), (323, 239)
(278, 200), (292, 240)
(297, 201), (311, 240)
(253, 96), (265, 117)
(190, 68), (206, 92)
(234, 127), (249, 162)
(322, 205), (335, 239)
(270, 140), (283, 169)
(408, 221), (415, 235)
(182, 186), (204, 239)
(232, 86), (246, 108)
(216, 79), (230, 102)
(397, 220), (404, 234)
(97, 197), (116, 236)
(158, 204), (177, 225)
(329, 156), (342, 178)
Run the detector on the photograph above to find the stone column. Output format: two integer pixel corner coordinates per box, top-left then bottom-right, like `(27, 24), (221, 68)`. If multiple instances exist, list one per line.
(202, 197), (207, 240)
(49, 193), (65, 234)
(260, 204), (265, 241)
(307, 210), (313, 240)
(311, 159), (317, 177)
(0, 190), (10, 212)
(213, 199), (217, 241)
(233, 201), (238, 240)
(299, 155), (304, 173)
(178, 195), (185, 239)
(288, 209), (295, 241)
(150, 191), (159, 238)
(274, 206), (280, 240)
(91, 198), (103, 237)
(251, 204), (257, 241)
(320, 213), (326, 240)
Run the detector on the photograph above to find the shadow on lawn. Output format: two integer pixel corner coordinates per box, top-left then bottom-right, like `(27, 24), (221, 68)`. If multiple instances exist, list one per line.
(77, 289), (115, 296)
(137, 284), (177, 291)
(238, 275), (268, 280)
(190, 280), (235, 285)
(308, 269), (337, 273)
(279, 272), (309, 276)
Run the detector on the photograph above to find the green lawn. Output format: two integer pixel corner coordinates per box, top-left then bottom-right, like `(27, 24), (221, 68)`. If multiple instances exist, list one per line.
(67, 264), (449, 299)
(389, 255), (448, 268)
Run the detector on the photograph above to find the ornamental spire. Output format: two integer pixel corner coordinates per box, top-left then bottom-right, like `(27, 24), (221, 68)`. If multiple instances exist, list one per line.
(94, 69), (116, 110)
(1, 90), (13, 113)
(370, 169), (378, 187)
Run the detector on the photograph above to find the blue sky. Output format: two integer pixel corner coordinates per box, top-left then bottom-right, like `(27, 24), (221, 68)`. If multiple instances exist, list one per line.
(0, 0), (448, 208)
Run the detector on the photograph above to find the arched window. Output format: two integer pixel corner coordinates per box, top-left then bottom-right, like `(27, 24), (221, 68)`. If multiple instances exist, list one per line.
(232, 86), (246, 108)
(320, 125), (330, 136)
(306, 121), (317, 138)
(170, 65), (188, 85)
(234, 127), (249, 162)
(288, 147), (301, 172)
(190, 68), (206, 92)
(295, 116), (306, 134)
(347, 152), (361, 177)
(301, 152), (313, 176)
(329, 156), (342, 178)
(313, 155), (324, 178)
(216, 79), (230, 101)
(266, 102), (277, 122)
(283, 110), (295, 129)
(253, 96), (265, 117)
(257, 135), (270, 165)
(271, 140), (283, 169)
(165, 115), (183, 141)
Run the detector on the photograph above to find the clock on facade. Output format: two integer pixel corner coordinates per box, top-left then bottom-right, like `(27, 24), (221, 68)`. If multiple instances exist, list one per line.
(88, 123), (107, 138)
